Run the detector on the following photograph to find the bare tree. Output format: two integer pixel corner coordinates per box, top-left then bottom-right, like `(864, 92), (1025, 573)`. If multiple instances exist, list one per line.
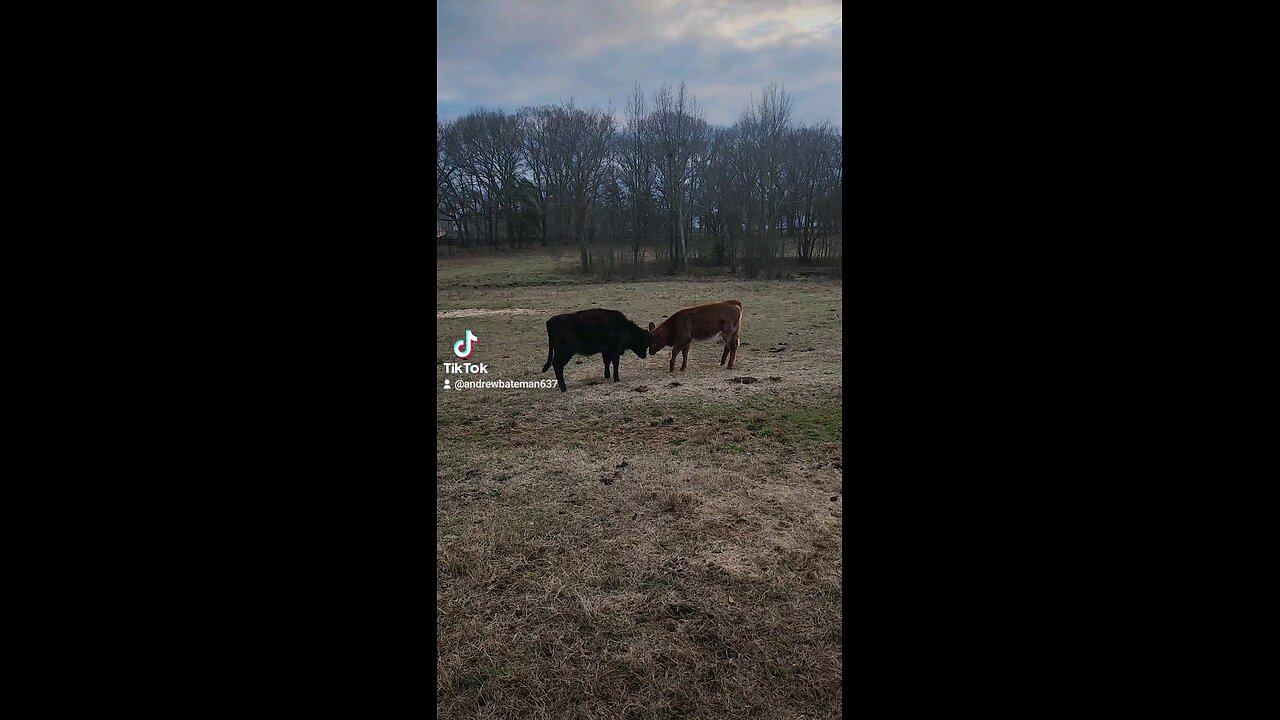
(447, 110), (524, 249)
(438, 117), (482, 248)
(520, 107), (557, 245)
(724, 82), (796, 275)
(620, 83), (655, 271)
(757, 83), (794, 262)
(647, 81), (709, 272)
(699, 125), (741, 267)
(437, 117), (464, 247)
(561, 102), (616, 270)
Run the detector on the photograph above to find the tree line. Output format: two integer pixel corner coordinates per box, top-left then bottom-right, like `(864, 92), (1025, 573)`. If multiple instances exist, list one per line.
(436, 82), (842, 276)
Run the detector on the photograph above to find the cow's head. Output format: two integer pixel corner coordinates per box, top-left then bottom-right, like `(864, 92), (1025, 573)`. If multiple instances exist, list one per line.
(631, 324), (650, 359)
(648, 321), (668, 355)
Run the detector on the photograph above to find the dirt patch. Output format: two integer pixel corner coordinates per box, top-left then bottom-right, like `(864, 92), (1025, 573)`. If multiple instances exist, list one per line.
(435, 308), (542, 319)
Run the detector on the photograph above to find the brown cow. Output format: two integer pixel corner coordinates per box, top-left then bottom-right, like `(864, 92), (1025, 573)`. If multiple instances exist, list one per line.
(648, 300), (744, 372)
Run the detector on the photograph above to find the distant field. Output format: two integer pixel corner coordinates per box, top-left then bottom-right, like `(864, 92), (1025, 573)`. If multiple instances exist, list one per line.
(437, 248), (842, 719)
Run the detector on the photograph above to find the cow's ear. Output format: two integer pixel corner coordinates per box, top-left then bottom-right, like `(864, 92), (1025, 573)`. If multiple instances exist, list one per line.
(649, 322), (655, 331)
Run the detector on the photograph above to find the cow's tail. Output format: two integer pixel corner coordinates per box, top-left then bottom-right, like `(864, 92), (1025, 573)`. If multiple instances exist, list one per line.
(541, 338), (553, 372)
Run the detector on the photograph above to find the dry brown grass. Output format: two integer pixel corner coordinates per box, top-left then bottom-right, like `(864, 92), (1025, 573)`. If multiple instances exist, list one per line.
(437, 249), (842, 719)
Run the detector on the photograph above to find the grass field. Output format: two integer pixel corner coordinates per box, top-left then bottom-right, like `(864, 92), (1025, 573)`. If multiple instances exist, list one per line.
(437, 248), (843, 719)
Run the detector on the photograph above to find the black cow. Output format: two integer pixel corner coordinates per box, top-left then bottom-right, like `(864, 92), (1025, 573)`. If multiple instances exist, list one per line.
(541, 309), (651, 391)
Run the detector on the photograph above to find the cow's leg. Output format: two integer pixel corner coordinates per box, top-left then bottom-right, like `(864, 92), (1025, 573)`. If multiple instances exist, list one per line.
(554, 353), (571, 392)
(680, 344), (690, 371)
(603, 354), (611, 379)
(722, 318), (739, 369)
(729, 309), (743, 369)
(612, 355), (621, 382)
(669, 346), (677, 372)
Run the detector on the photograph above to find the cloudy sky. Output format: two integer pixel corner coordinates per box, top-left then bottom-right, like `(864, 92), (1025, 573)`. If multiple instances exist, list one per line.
(437, 0), (842, 129)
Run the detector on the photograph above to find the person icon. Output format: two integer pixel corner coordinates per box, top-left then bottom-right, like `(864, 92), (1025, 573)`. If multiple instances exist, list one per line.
(443, 377), (451, 390)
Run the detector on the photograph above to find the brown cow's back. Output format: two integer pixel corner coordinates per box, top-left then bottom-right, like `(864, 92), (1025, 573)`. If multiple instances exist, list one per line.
(666, 300), (741, 341)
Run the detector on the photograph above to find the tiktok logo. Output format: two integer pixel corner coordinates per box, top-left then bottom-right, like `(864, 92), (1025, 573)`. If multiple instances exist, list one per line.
(453, 330), (478, 358)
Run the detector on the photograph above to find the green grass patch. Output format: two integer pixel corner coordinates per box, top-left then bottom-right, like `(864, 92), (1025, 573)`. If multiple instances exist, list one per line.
(668, 398), (841, 448)
(779, 405), (842, 445)
(459, 663), (510, 689)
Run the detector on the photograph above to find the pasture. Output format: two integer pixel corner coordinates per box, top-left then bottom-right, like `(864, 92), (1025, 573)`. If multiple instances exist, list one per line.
(436, 248), (843, 719)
